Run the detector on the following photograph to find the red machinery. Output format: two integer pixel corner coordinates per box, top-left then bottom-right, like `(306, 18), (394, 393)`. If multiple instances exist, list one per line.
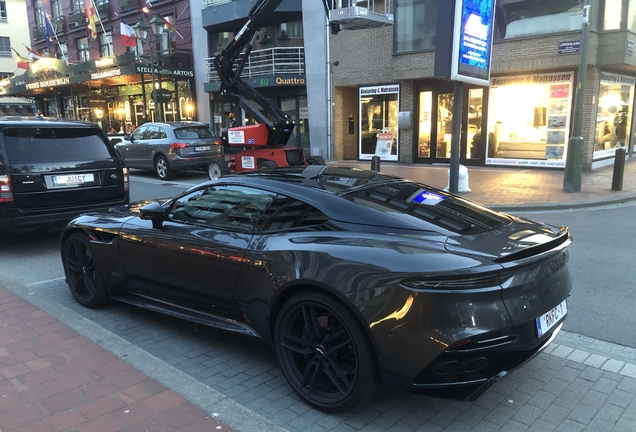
(207, 0), (332, 178)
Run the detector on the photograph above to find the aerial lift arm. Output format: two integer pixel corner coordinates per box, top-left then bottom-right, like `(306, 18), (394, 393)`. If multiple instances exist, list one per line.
(213, 0), (334, 147)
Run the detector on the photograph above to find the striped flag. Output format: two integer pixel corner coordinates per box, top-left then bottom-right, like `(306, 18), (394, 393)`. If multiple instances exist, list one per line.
(120, 19), (137, 47)
(12, 48), (31, 69)
(24, 45), (43, 60)
(158, 13), (176, 33)
(84, 0), (98, 39)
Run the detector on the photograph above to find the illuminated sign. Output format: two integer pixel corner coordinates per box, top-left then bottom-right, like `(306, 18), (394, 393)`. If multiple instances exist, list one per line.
(451, 0), (495, 86)
(95, 57), (116, 68)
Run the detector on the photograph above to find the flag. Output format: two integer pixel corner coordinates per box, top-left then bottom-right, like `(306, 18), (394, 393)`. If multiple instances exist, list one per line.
(158, 13), (176, 33)
(24, 45), (43, 60)
(44, 14), (54, 47)
(12, 48), (31, 69)
(84, 0), (98, 39)
(120, 19), (137, 47)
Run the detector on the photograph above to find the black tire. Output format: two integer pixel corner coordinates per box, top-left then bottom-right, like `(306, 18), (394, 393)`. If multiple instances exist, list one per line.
(275, 291), (379, 413)
(155, 155), (174, 180)
(208, 157), (230, 179)
(258, 160), (279, 170)
(61, 232), (109, 308)
(305, 156), (326, 165)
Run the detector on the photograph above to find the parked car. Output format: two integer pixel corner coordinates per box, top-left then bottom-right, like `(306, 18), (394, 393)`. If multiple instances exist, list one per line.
(114, 121), (224, 180)
(60, 166), (571, 412)
(0, 117), (129, 232)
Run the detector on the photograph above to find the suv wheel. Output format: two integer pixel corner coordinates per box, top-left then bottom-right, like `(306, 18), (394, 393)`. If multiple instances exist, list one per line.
(155, 155), (174, 180)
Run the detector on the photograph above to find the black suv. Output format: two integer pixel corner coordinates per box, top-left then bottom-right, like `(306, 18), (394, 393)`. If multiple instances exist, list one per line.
(0, 117), (129, 231)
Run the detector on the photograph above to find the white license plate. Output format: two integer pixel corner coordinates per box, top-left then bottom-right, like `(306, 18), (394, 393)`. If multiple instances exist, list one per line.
(52, 173), (94, 186)
(536, 299), (567, 338)
(195, 146), (211, 152)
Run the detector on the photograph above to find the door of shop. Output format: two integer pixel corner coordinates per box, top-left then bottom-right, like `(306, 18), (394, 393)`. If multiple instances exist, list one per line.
(414, 82), (488, 165)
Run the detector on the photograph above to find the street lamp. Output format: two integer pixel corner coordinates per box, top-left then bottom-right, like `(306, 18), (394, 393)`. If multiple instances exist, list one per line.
(133, 12), (166, 122)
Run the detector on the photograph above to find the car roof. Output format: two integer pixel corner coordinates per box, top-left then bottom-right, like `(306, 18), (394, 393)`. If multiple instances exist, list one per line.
(140, 121), (205, 128)
(0, 116), (100, 128)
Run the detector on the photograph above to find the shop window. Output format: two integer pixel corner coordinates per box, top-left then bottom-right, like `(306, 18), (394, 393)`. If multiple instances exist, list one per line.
(494, 0), (583, 40)
(594, 72), (634, 160)
(0, 37), (10, 57)
(487, 72), (574, 167)
(359, 85), (399, 161)
(394, 0), (437, 53)
(100, 31), (113, 57)
(418, 91), (432, 158)
(77, 36), (89, 62)
(0, 2), (7, 22)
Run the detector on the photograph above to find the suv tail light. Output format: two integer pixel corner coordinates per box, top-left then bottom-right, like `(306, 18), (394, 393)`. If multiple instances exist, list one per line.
(122, 168), (129, 192)
(0, 175), (13, 202)
(170, 143), (189, 150)
(214, 139), (222, 146)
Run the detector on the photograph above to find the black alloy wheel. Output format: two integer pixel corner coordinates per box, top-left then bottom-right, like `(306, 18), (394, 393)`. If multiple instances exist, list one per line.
(275, 291), (379, 412)
(208, 157), (230, 179)
(62, 232), (109, 308)
(155, 155), (174, 180)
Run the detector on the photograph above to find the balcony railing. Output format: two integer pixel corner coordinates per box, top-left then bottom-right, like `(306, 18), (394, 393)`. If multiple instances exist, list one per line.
(207, 47), (305, 82)
(204, 0), (232, 7)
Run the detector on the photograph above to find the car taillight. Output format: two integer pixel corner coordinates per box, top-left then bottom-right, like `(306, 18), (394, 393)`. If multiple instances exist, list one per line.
(122, 168), (129, 191)
(214, 139), (222, 146)
(0, 174), (13, 202)
(170, 142), (189, 150)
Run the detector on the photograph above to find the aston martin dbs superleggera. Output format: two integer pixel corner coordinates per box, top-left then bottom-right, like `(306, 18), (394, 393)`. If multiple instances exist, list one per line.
(60, 165), (571, 412)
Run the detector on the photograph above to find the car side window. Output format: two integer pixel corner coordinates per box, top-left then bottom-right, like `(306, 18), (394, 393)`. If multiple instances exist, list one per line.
(258, 195), (330, 232)
(144, 126), (160, 140)
(158, 127), (167, 139)
(166, 185), (276, 232)
(131, 126), (145, 141)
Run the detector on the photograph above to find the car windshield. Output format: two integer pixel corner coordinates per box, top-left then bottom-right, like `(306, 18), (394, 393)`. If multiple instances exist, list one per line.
(174, 126), (214, 139)
(3, 127), (113, 163)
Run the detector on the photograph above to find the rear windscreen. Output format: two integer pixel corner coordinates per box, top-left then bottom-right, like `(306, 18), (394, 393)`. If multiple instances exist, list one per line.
(174, 126), (215, 139)
(3, 127), (113, 163)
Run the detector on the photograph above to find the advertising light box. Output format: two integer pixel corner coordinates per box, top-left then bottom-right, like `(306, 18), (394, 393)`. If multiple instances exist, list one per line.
(451, 0), (496, 86)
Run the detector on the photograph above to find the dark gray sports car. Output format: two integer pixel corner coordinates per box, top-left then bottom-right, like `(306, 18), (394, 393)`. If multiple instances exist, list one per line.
(60, 165), (571, 412)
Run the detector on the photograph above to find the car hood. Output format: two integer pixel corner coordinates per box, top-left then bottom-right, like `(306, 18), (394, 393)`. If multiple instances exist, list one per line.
(444, 215), (570, 263)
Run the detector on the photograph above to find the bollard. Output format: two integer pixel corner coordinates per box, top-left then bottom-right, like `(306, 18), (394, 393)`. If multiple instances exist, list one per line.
(612, 148), (626, 191)
(371, 156), (381, 172)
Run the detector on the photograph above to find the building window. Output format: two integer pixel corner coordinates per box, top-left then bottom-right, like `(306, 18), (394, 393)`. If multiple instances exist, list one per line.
(100, 31), (113, 56)
(495, 0), (584, 39)
(0, 37), (10, 56)
(594, 72), (635, 159)
(33, 0), (43, 26)
(77, 36), (89, 62)
(282, 21), (303, 38)
(0, 2), (7, 22)
(58, 42), (68, 59)
(72, 0), (82, 11)
(394, 0), (437, 53)
(159, 15), (175, 54)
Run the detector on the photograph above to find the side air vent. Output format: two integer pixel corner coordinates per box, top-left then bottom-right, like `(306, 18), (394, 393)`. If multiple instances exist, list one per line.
(89, 230), (118, 243)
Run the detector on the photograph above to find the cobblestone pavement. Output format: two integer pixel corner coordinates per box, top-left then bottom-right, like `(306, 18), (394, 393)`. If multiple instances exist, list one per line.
(1, 160), (636, 431)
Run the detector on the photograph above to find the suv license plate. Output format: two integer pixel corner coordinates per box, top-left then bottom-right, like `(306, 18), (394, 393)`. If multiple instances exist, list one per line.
(195, 146), (211, 152)
(52, 173), (94, 186)
(536, 299), (567, 338)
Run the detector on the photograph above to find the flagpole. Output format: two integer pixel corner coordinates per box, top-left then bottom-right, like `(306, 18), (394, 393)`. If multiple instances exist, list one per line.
(45, 13), (68, 63)
(90, 0), (113, 55)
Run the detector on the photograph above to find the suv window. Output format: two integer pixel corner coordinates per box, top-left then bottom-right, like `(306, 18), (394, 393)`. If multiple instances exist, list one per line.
(131, 126), (146, 141)
(3, 127), (113, 163)
(174, 126), (214, 139)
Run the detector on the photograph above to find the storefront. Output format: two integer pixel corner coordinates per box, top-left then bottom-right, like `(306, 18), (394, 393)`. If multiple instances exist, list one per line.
(594, 71), (635, 161)
(486, 71), (574, 168)
(0, 53), (196, 132)
(359, 84), (399, 161)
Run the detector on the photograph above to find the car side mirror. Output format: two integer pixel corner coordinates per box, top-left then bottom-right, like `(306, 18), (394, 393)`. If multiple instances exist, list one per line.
(139, 201), (165, 229)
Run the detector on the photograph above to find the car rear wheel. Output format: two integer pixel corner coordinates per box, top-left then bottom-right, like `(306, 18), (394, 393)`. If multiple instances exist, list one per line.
(155, 155), (174, 180)
(305, 156), (326, 165)
(275, 291), (379, 413)
(62, 232), (109, 308)
(208, 157), (230, 179)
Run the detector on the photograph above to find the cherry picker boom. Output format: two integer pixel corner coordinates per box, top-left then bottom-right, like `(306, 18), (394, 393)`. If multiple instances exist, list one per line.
(206, 0), (394, 178)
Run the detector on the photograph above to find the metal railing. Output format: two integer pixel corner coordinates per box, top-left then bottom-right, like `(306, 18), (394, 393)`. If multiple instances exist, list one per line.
(206, 47), (305, 82)
(204, 0), (232, 7)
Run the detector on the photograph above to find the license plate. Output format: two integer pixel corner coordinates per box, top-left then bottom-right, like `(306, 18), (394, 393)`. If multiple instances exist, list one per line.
(536, 299), (567, 338)
(195, 146), (211, 152)
(52, 173), (94, 186)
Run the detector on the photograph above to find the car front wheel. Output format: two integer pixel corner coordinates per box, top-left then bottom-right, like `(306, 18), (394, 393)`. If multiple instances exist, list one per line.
(61, 232), (109, 308)
(275, 291), (379, 412)
(155, 155), (174, 180)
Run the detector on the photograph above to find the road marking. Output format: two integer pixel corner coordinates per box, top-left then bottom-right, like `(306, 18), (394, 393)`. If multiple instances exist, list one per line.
(26, 277), (65, 287)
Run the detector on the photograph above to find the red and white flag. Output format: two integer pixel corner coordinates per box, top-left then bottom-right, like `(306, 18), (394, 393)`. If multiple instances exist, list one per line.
(24, 44), (43, 60)
(120, 20), (137, 47)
